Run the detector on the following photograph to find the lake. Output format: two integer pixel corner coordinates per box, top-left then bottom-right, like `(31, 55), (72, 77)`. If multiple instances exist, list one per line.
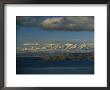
(16, 57), (94, 74)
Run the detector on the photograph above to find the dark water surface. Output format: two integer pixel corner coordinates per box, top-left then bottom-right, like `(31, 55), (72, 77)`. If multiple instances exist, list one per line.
(16, 57), (94, 74)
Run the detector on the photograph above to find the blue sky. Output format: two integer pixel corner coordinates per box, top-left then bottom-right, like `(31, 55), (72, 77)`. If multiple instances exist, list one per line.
(16, 16), (94, 47)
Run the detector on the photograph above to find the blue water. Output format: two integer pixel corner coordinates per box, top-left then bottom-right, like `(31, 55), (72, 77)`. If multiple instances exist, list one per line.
(16, 57), (94, 74)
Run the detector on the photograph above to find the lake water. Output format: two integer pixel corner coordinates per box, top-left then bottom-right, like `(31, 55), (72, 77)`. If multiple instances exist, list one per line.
(16, 57), (94, 74)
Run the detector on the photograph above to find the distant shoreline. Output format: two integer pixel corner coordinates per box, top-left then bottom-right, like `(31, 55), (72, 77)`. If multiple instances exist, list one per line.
(17, 51), (94, 61)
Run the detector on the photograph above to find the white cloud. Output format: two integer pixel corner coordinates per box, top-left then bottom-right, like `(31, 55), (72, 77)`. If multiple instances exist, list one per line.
(41, 16), (94, 31)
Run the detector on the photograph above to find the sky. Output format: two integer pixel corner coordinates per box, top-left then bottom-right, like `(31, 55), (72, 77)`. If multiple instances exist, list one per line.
(16, 16), (94, 47)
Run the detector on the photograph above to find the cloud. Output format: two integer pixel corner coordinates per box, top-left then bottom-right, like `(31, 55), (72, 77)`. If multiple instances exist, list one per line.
(16, 16), (40, 26)
(17, 16), (94, 31)
(41, 16), (94, 31)
(41, 17), (65, 30)
(42, 17), (64, 25)
(65, 16), (94, 30)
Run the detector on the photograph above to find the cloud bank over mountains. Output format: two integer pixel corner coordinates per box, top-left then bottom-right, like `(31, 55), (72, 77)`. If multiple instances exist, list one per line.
(16, 16), (94, 31)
